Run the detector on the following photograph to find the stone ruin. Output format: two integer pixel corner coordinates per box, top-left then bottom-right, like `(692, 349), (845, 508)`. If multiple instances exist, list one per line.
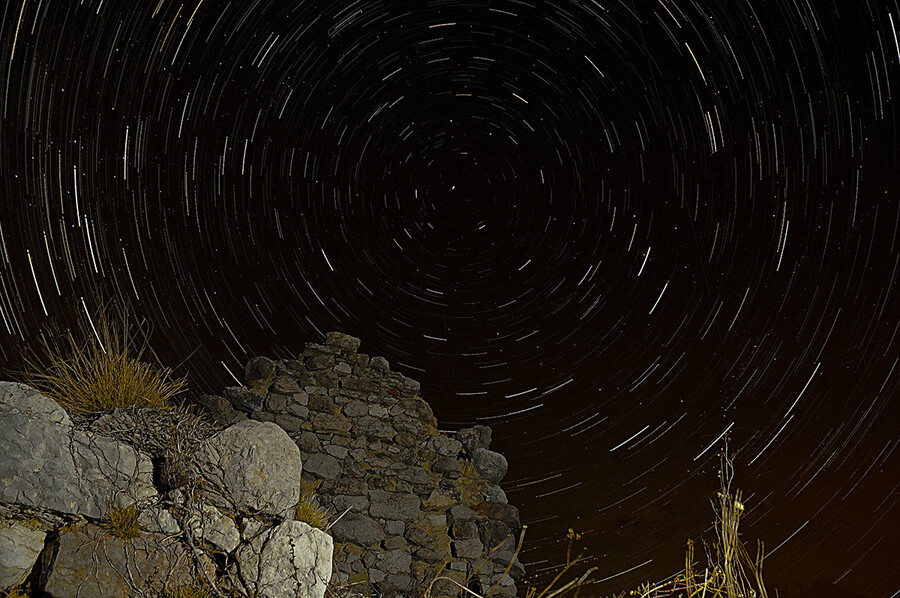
(199, 331), (526, 598)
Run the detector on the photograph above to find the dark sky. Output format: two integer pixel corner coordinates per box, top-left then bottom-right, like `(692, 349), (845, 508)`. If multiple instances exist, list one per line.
(1, 0), (899, 596)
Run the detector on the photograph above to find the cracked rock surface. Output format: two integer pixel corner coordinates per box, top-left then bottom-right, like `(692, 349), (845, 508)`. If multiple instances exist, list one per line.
(1, 381), (334, 598)
(0, 382), (156, 519)
(194, 419), (304, 518)
(238, 520), (333, 598)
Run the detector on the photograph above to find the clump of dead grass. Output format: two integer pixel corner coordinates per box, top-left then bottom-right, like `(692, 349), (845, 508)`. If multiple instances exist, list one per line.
(100, 503), (143, 540)
(16, 302), (186, 416)
(295, 478), (332, 530)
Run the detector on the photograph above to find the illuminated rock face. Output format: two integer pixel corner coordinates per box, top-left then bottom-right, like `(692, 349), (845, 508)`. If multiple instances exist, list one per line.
(202, 331), (525, 598)
(0, 381), (334, 598)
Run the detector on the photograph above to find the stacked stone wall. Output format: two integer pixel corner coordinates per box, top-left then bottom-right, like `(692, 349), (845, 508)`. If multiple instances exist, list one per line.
(200, 332), (525, 597)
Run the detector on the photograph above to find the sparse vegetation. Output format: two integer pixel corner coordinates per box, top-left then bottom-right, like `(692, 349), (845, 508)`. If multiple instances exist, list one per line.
(295, 477), (333, 530)
(498, 447), (769, 598)
(16, 302), (186, 416)
(100, 503), (143, 540)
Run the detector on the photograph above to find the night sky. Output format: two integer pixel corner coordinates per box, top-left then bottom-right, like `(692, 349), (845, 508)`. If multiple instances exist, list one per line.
(1, 0), (899, 595)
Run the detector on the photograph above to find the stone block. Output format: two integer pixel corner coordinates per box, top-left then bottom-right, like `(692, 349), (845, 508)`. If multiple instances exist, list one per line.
(303, 452), (342, 480)
(369, 490), (421, 522)
(330, 512), (385, 546)
(325, 332), (361, 352)
(312, 413), (352, 435)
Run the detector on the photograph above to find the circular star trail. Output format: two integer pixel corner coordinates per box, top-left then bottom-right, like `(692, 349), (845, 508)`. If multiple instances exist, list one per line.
(1, 0), (899, 595)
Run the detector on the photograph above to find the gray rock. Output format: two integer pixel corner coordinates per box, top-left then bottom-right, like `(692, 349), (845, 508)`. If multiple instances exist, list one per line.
(286, 403), (310, 419)
(138, 506), (181, 535)
(385, 573), (416, 592)
(0, 521), (45, 590)
(428, 434), (463, 457)
(290, 391), (310, 406)
(241, 517), (265, 541)
(414, 546), (444, 563)
(432, 456), (462, 476)
(308, 393), (335, 413)
(250, 410), (275, 422)
(472, 448), (508, 483)
(369, 489), (420, 522)
(451, 538), (484, 559)
(238, 520), (333, 598)
(223, 385), (266, 412)
(450, 520), (478, 540)
(274, 413), (304, 433)
(391, 374), (421, 394)
(325, 332), (361, 353)
(449, 505), (478, 522)
(196, 393), (246, 425)
(484, 484), (508, 503)
(376, 549), (412, 574)
(384, 520), (405, 535)
(244, 356), (276, 389)
(398, 466), (429, 485)
(342, 400), (368, 417)
(382, 535), (408, 551)
(424, 513), (446, 528)
(330, 477), (369, 496)
(490, 550), (526, 579)
(323, 443), (350, 459)
(457, 425), (492, 452)
(266, 393), (288, 413)
(370, 356), (390, 371)
(477, 502), (521, 529)
(329, 511), (385, 546)
(312, 412), (352, 435)
(368, 404), (389, 418)
(42, 524), (199, 597)
(0, 382), (156, 519)
(332, 495), (368, 513)
(304, 452), (343, 480)
(334, 362), (353, 375)
(305, 354), (333, 371)
(392, 414), (421, 435)
(356, 415), (396, 439)
(479, 520), (512, 552)
(186, 502), (240, 553)
(195, 420), (303, 517)
(297, 431), (322, 452)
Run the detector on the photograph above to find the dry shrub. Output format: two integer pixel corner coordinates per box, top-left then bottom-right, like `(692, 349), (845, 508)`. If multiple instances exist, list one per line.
(18, 303), (186, 416)
(101, 503), (142, 540)
(295, 478), (332, 530)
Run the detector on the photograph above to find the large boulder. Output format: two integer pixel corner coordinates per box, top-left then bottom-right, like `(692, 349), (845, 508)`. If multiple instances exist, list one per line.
(194, 419), (303, 517)
(237, 520), (333, 598)
(40, 523), (202, 597)
(0, 382), (156, 519)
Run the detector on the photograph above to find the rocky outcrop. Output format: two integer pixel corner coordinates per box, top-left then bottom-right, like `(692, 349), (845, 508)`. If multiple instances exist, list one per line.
(0, 383), (155, 519)
(200, 332), (526, 598)
(0, 381), (333, 598)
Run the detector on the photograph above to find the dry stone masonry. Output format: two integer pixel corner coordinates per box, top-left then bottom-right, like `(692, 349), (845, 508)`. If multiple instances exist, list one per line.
(200, 332), (526, 598)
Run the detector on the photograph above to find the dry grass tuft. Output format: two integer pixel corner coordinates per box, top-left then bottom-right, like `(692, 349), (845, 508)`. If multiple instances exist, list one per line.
(101, 503), (142, 540)
(17, 303), (186, 416)
(295, 478), (332, 530)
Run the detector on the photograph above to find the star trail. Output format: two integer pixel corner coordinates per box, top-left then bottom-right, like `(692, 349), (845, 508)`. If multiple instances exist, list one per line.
(1, 0), (899, 595)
